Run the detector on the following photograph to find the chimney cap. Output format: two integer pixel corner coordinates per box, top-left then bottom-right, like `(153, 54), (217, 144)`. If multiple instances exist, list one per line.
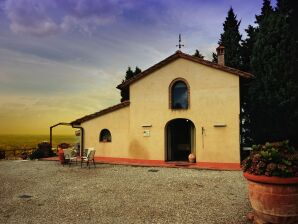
(216, 45), (225, 50)
(216, 45), (225, 66)
(216, 45), (225, 52)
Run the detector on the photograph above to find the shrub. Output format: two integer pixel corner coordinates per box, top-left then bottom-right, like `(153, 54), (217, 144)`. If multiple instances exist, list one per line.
(37, 141), (54, 157)
(29, 148), (44, 160)
(29, 141), (55, 159)
(241, 141), (298, 177)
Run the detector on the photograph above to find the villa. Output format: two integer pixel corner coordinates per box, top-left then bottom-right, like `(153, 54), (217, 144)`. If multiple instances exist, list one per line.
(70, 46), (252, 169)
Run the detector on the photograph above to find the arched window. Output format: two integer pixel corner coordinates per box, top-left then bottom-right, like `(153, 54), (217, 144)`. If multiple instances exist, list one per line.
(170, 79), (189, 109)
(99, 129), (112, 142)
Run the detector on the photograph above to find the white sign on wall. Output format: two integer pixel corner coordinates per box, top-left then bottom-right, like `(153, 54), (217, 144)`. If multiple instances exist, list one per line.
(143, 130), (150, 137)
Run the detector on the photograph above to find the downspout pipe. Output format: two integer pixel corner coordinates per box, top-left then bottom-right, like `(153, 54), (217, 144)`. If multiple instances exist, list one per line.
(71, 124), (84, 157)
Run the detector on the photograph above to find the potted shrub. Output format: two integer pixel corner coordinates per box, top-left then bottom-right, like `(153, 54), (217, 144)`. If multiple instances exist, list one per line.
(241, 141), (298, 224)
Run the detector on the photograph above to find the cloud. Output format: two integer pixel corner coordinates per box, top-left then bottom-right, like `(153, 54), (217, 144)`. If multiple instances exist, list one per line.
(2, 0), (135, 36)
(3, 0), (59, 36)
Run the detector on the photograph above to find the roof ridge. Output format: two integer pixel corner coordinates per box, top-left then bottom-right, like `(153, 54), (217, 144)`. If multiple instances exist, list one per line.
(117, 51), (252, 89)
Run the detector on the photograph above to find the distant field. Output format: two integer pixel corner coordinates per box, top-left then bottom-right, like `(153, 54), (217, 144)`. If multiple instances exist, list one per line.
(0, 134), (77, 150)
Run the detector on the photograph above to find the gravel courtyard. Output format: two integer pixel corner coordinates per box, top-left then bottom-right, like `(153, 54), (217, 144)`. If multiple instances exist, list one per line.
(0, 160), (251, 224)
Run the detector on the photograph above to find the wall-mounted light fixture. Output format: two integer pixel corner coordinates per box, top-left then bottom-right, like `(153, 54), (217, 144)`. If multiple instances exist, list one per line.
(142, 124), (152, 127)
(213, 123), (227, 127)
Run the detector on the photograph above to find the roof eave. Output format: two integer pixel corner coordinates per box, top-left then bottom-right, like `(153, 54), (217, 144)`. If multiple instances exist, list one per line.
(71, 101), (130, 125)
(117, 51), (253, 90)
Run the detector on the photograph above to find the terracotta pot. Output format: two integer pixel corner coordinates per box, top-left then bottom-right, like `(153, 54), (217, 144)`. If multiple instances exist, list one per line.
(188, 153), (196, 163)
(243, 172), (298, 224)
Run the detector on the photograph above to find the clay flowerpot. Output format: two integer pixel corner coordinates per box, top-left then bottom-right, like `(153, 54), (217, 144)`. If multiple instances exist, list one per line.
(188, 153), (196, 163)
(243, 172), (298, 224)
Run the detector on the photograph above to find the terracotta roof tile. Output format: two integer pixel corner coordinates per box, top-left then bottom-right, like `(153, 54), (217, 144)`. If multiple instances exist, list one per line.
(71, 101), (130, 124)
(117, 50), (253, 89)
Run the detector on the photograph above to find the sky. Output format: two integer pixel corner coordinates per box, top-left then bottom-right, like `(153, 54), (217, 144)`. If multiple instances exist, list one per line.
(0, 0), (275, 135)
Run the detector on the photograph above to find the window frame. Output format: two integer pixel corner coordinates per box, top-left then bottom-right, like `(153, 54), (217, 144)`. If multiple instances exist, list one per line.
(169, 78), (190, 110)
(99, 129), (112, 142)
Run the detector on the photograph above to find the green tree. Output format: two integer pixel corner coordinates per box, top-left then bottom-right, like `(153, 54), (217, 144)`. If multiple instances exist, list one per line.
(240, 0), (275, 149)
(134, 66), (142, 76)
(241, 25), (257, 72)
(255, 0), (274, 24)
(248, 0), (298, 145)
(218, 7), (242, 69)
(120, 66), (142, 102)
(125, 67), (134, 80)
(241, 0), (274, 72)
(193, 50), (204, 59)
(212, 52), (217, 63)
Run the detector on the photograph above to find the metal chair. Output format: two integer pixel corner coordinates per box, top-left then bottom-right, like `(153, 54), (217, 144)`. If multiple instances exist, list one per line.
(81, 148), (96, 169)
(63, 148), (77, 167)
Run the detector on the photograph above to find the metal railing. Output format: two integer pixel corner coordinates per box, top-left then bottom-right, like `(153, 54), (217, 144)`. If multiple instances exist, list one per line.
(0, 148), (34, 160)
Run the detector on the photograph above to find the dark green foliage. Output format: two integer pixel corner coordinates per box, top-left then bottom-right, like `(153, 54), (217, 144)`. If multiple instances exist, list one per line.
(193, 50), (204, 59)
(29, 149), (44, 160)
(241, 25), (257, 72)
(248, 0), (298, 145)
(239, 25), (257, 149)
(0, 150), (5, 159)
(218, 7), (242, 69)
(255, 0), (274, 24)
(212, 52), (217, 63)
(30, 141), (54, 159)
(125, 67), (134, 80)
(120, 87), (129, 102)
(134, 66), (142, 75)
(120, 66), (142, 102)
(288, 0), (298, 83)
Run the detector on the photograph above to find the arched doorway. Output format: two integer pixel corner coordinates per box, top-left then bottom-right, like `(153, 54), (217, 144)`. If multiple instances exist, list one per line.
(165, 118), (195, 161)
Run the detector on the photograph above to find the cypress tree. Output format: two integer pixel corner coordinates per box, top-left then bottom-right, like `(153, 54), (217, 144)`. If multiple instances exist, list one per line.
(134, 66), (142, 76)
(241, 0), (274, 72)
(255, 0), (274, 24)
(218, 7), (242, 69)
(125, 67), (134, 80)
(212, 53), (217, 63)
(249, 0), (298, 144)
(241, 25), (257, 72)
(240, 0), (275, 149)
(193, 50), (204, 59)
(120, 66), (142, 102)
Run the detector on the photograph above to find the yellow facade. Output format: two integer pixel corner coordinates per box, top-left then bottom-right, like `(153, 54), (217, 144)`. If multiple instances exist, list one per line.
(81, 56), (242, 164)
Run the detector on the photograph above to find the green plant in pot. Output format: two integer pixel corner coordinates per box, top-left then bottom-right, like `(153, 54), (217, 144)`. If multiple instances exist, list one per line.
(241, 141), (298, 224)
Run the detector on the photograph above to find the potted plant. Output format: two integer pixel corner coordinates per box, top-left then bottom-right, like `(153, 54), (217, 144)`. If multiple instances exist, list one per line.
(241, 141), (298, 224)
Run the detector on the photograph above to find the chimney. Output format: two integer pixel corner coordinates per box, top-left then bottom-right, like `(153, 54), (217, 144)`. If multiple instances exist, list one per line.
(216, 45), (225, 66)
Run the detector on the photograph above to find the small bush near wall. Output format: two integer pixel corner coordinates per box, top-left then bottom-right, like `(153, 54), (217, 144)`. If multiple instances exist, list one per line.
(29, 141), (55, 160)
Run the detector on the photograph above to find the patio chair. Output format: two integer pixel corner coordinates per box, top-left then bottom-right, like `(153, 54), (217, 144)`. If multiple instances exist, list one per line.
(81, 148), (96, 169)
(63, 148), (77, 167)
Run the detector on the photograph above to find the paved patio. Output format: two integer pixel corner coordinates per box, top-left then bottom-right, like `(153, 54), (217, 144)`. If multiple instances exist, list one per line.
(0, 160), (251, 224)
(44, 156), (242, 170)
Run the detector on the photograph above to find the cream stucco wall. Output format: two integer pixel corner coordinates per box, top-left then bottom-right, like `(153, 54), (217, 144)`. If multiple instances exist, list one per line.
(81, 57), (240, 163)
(129, 58), (240, 163)
(81, 106), (130, 158)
